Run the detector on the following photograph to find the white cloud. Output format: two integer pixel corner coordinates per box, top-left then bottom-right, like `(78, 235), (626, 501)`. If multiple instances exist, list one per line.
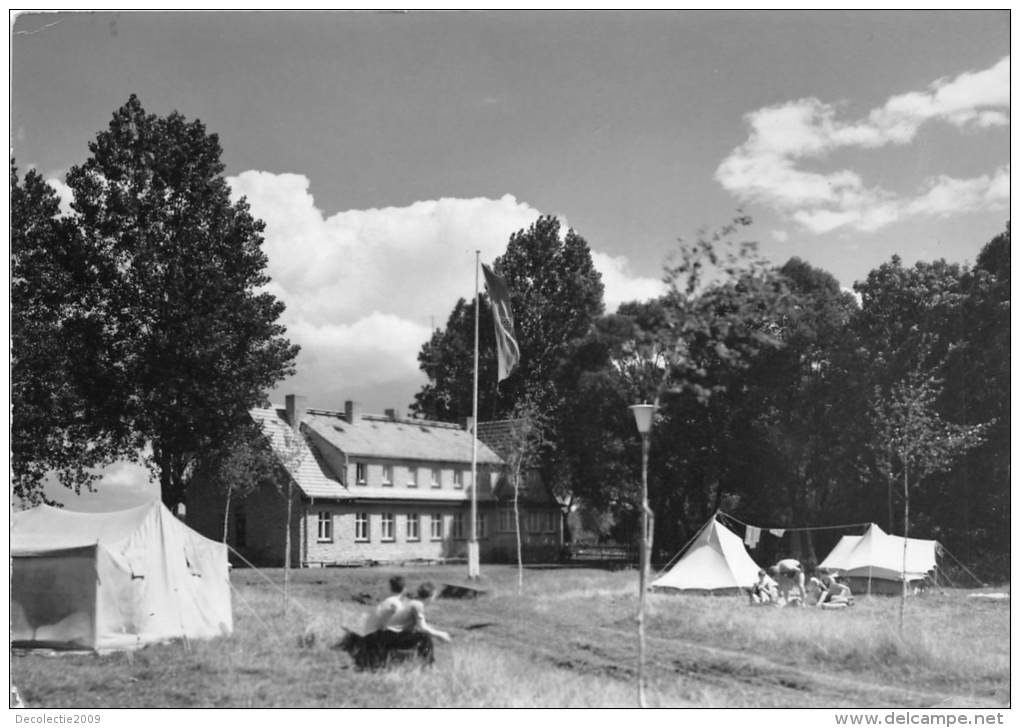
(590, 251), (665, 312)
(228, 172), (659, 407)
(717, 57), (1010, 233)
(45, 176), (74, 216)
(771, 230), (789, 243)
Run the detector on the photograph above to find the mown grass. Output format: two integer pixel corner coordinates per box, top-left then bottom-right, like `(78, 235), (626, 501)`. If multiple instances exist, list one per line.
(10, 565), (1010, 709)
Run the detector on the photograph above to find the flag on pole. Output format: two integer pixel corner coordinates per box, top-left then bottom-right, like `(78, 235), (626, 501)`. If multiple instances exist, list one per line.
(481, 262), (520, 382)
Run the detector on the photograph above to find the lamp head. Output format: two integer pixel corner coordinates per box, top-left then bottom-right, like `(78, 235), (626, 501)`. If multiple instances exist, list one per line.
(629, 403), (655, 434)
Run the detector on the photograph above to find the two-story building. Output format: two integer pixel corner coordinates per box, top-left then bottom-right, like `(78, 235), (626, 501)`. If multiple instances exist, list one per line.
(187, 395), (562, 566)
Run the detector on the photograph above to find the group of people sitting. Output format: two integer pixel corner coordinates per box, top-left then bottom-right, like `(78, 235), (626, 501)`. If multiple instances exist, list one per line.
(340, 576), (452, 669)
(748, 558), (854, 608)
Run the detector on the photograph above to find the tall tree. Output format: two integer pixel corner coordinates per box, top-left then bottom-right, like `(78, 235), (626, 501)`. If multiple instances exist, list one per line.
(848, 248), (1010, 573)
(413, 215), (604, 421)
(936, 225), (1011, 571)
(607, 216), (789, 555)
(60, 95), (299, 508)
(412, 215), (605, 526)
(746, 258), (860, 562)
(11, 162), (125, 503)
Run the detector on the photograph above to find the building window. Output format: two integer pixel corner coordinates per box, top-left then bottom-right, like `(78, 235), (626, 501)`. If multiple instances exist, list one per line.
(317, 511), (333, 542)
(528, 511), (542, 533)
(477, 513), (486, 539)
(453, 470), (463, 489)
(355, 512), (369, 542)
(453, 512), (465, 540)
(234, 511), (247, 548)
(381, 513), (395, 542)
(355, 462), (367, 485)
(545, 511), (558, 533)
(430, 513), (443, 541)
(407, 513), (420, 542)
(499, 507), (515, 533)
(407, 467), (418, 488)
(382, 464), (393, 486)
(431, 468), (441, 488)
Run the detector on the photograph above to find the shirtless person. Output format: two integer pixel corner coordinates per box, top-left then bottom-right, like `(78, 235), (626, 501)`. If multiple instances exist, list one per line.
(364, 575), (409, 633)
(771, 558), (806, 606)
(814, 568), (853, 607)
(354, 579), (450, 668)
(748, 569), (779, 605)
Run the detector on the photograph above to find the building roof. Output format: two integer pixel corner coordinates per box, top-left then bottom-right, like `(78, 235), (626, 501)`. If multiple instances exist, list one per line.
(306, 410), (503, 465)
(252, 407), (346, 500)
(476, 419), (556, 505)
(475, 420), (520, 461)
(251, 405), (503, 503)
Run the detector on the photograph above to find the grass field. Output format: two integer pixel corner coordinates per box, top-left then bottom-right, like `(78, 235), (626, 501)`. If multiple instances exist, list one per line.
(10, 564), (1010, 709)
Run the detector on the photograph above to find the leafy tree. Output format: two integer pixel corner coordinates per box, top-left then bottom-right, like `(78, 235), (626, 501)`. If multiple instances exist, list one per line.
(414, 296), (499, 421)
(11, 161), (124, 503)
(850, 244), (1009, 578)
(869, 363), (988, 629)
(938, 226), (1011, 571)
(594, 216), (790, 556)
(202, 422), (278, 543)
(413, 215), (605, 527)
(413, 215), (604, 419)
(61, 96), (299, 509)
(744, 258), (860, 562)
(499, 399), (552, 593)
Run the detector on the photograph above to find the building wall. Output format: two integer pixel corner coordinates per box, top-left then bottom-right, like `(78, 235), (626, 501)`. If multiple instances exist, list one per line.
(188, 434), (561, 566)
(186, 473), (301, 568)
(298, 501), (562, 565)
(301, 502), (480, 564)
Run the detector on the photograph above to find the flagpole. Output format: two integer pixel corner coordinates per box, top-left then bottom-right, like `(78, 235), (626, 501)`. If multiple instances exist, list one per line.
(469, 250), (480, 579)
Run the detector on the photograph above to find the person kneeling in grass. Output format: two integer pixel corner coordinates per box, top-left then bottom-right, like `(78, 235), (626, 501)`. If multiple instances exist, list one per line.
(813, 569), (853, 607)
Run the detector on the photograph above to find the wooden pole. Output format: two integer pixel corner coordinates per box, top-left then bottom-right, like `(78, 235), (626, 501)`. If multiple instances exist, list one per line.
(469, 251), (480, 579)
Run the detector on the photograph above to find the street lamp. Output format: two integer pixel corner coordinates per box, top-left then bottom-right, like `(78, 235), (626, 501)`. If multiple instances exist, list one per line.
(629, 402), (655, 708)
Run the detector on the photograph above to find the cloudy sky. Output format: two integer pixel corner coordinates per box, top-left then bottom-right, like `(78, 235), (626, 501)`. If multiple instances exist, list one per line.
(10, 11), (1009, 509)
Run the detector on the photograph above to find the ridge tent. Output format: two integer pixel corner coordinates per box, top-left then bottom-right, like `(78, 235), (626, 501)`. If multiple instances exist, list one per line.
(651, 517), (763, 594)
(818, 523), (937, 595)
(11, 501), (233, 652)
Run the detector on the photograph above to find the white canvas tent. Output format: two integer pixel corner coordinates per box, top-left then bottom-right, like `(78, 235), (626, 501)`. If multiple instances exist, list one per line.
(12, 501), (233, 652)
(818, 523), (938, 595)
(651, 517), (763, 594)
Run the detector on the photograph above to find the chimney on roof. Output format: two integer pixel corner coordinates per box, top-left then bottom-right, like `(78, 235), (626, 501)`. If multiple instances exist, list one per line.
(463, 416), (475, 434)
(285, 394), (307, 432)
(345, 400), (362, 424)
(384, 408), (397, 420)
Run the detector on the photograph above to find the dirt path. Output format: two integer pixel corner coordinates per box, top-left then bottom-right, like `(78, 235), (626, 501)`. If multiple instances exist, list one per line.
(608, 627), (992, 708)
(446, 602), (997, 708)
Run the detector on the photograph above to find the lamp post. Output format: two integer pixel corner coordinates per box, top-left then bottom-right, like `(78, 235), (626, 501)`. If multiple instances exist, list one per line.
(629, 403), (655, 708)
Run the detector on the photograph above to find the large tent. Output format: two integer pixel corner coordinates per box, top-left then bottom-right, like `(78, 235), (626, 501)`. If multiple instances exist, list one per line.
(818, 523), (938, 595)
(12, 501), (233, 652)
(651, 517), (763, 594)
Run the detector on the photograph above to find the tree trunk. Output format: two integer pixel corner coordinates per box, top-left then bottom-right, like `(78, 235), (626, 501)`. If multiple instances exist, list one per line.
(899, 461), (909, 635)
(222, 488), (232, 543)
(284, 479), (293, 613)
(514, 468), (523, 594)
(888, 474), (895, 533)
